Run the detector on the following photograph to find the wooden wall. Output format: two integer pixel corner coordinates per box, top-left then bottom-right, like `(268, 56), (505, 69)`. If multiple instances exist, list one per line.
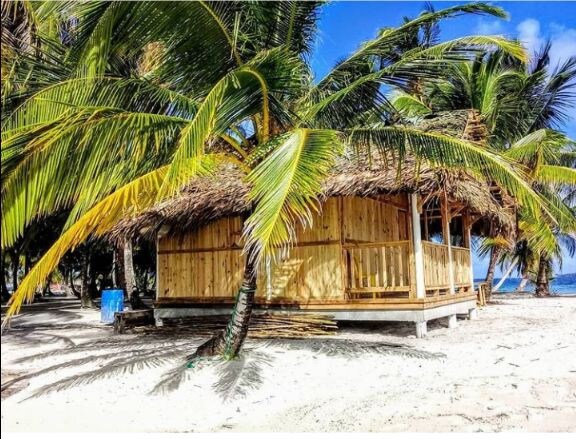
(157, 195), (410, 302)
(343, 195), (408, 243)
(157, 217), (245, 298)
(255, 198), (343, 301)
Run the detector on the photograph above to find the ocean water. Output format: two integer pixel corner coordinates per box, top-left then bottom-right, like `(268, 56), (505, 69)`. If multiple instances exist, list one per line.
(477, 273), (576, 295)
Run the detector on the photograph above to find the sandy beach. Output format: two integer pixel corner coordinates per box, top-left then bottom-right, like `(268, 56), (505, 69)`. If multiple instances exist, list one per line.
(2, 296), (575, 432)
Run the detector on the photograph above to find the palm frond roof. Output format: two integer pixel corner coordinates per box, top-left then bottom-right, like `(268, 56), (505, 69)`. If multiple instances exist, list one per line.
(112, 110), (515, 241)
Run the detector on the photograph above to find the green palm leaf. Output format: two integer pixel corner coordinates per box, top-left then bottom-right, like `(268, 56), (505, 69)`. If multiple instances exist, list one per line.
(2, 166), (168, 323)
(243, 128), (341, 259)
(346, 125), (557, 222)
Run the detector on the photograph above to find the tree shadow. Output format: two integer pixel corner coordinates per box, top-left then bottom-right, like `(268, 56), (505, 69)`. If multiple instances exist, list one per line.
(3, 322), (446, 403)
(150, 346), (274, 401)
(266, 338), (446, 360)
(2, 299), (89, 333)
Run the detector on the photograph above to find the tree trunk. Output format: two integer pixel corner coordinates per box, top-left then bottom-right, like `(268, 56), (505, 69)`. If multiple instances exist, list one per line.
(69, 270), (81, 298)
(493, 260), (516, 293)
(111, 249), (117, 288)
(10, 250), (19, 292)
(140, 270), (149, 294)
(24, 253), (31, 274)
(123, 239), (146, 310)
(535, 255), (550, 297)
(484, 246), (502, 301)
(189, 248), (257, 360)
(1, 253), (11, 302)
(516, 267), (530, 292)
(43, 274), (54, 296)
(81, 256), (96, 308)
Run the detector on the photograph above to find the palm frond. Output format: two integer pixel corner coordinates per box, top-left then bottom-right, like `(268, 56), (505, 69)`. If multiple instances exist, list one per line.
(346, 125), (555, 222)
(536, 165), (576, 188)
(391, 92), (432, 117)
(1, 110), (186, 248)
(304, 36), (525, 129)
(315, 2), (507, 90)
(2, 166), (167, 323)
(243, 128), (341, 260)
(244, 1), (324, 56)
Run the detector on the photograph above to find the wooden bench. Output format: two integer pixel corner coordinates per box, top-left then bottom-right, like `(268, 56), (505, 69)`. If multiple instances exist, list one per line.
(113, 309), (155, 334)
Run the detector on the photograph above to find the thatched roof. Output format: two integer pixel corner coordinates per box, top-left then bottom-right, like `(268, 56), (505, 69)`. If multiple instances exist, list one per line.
(111, 110), (516, 241)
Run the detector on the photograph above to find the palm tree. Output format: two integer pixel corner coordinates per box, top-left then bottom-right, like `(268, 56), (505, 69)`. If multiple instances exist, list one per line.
(392, 50), (529, 298)
(480, 132), (576, 296)
(392, 42), (576, 298)
(505, 132), (576, 296)
(1, 2), (556, 358)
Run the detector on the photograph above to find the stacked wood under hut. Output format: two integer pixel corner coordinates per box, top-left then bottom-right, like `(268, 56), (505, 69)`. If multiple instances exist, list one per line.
(128, 313), (339, 339)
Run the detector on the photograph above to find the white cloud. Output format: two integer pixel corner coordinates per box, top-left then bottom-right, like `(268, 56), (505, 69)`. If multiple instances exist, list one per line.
(474, 19), (504, 35)
(548, 24), (576, 65)
(515, 19), (576, 128)
(516, 18), (576, 63)
(516, 18), (543, 55)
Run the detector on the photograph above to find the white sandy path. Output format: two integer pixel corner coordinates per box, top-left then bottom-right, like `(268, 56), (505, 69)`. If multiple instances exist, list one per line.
(1, 296), (575, 432)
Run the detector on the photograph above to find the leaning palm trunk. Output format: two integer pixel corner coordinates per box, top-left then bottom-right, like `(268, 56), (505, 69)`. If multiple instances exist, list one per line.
(484, 246), (502, 301)
(493, 260), (516, 293)
(535, 255), (550, 297)
(516, 267), (530, 292)
(189, 247), (257, 360)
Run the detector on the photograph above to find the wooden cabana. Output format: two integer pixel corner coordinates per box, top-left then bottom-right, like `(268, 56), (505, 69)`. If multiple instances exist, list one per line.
(114, 149), (514, 338)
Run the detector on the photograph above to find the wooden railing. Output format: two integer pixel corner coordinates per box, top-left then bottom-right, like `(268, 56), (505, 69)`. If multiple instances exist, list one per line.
(422, 242), (450, 291)
(343, 241), (411, 298)
(452, 246), (471, 286)
(343, 240), (474, 300)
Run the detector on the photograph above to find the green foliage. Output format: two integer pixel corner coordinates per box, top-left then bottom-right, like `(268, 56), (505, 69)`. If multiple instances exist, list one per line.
(2, 1), (572, 319)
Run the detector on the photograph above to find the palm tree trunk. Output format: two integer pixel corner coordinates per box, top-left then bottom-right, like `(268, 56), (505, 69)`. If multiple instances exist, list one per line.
(69, 270), (80, 298)
(115, 243), (126, 293)
(141, 270), (149, 294)
(1, 253), (11, 302)
(80, 255), (96, 308)
(24, 253), (31, 274)
(535, 255), (550, 297)
(190, 247), (257, 360)
(484, 246), (502, 301)
(123, 239), (146, 310)
(111, 249), (117, 287)
(493, 260), (516, 293)
(516, 267), (530, 292)
(43, 274), (54, 296)
(10, 250), (19, 292)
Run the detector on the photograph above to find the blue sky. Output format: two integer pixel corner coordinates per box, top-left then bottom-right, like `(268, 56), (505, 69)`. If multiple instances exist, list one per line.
(311, 1), (576, 277)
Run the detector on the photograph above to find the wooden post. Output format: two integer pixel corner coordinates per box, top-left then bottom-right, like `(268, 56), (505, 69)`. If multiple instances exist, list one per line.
(463, 211), (475, 293)
(155, 235), (160, 302)
(156, 225), (171, 302)
(265, 255), (273, 300)
(442, 197), (456, 294)
(410, 193), (426, 299)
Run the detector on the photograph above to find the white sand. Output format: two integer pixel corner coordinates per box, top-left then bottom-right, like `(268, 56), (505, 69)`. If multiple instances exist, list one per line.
(2, 296), (575, 432)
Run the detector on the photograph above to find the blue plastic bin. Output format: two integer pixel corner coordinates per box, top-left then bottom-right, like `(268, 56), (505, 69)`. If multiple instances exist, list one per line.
(101, 289), (124, 323)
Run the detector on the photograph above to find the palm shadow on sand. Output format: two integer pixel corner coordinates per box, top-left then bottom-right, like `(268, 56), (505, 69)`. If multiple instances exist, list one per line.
(2, 321), (446, 402)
